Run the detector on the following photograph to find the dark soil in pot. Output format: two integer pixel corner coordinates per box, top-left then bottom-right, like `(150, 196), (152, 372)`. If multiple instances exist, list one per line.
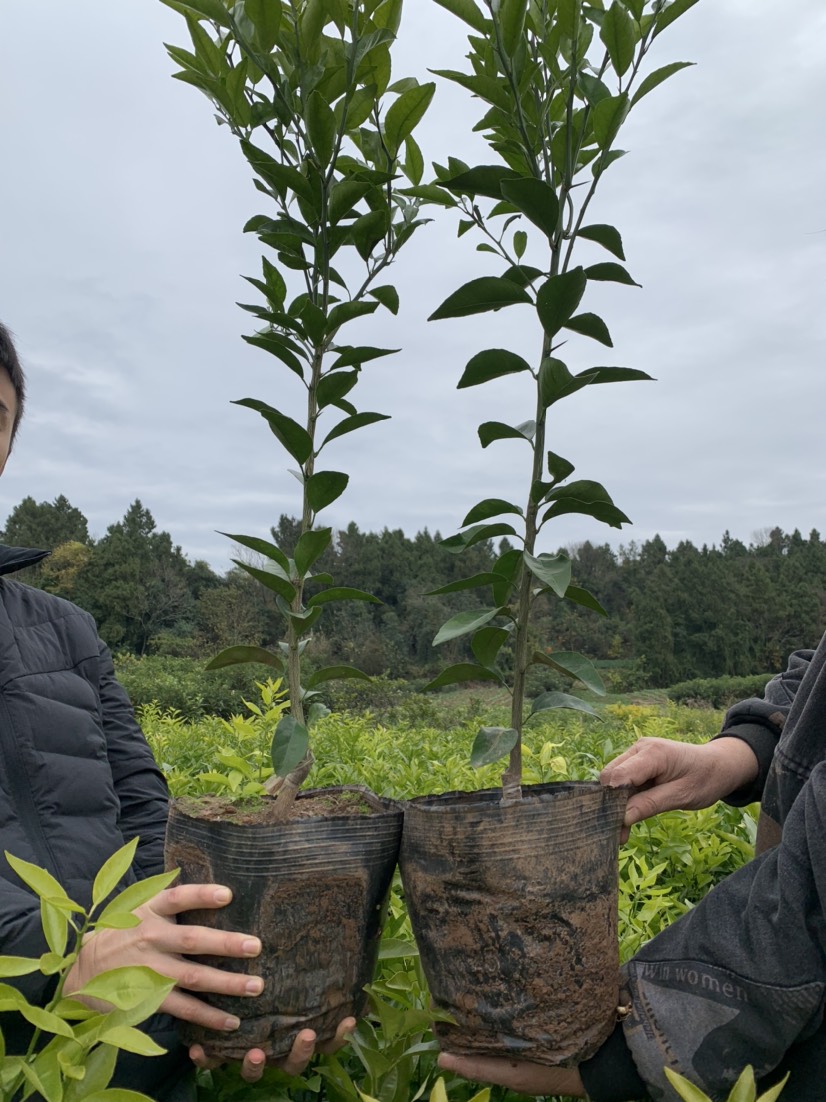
(398, 781), (628, 1067)
(165, 784), (402, 1062)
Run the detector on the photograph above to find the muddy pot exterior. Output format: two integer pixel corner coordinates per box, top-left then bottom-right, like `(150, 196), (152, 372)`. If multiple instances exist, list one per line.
(399, 781), (628, 1066)
(164, 786), (403, 1062)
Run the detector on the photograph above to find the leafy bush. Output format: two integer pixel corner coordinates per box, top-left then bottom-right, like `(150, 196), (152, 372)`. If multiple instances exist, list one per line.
(668, 674), (771, 709)
(115, 654), (268, 719)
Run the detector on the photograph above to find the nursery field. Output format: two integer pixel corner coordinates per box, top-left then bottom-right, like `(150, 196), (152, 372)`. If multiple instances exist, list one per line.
(141, 687), (757, 1102)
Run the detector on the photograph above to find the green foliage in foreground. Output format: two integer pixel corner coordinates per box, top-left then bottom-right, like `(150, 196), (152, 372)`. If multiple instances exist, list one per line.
(0, 840), (178, 1102)
(138, 691), (767, 1102)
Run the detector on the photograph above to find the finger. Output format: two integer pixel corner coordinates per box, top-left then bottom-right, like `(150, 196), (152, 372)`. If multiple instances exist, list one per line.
(188, 1043), (220, 1070)
(144, 921), (262, 963)
(278, 1029), (317, 1077)
(152, 884), (237, 917)
(438, 1053), (559, 1095)
(318, 1016), (357, 1054)
(163, 989), (245, 1033)
(625, 783), (684, 826)
(240, 1049), (267, 1082)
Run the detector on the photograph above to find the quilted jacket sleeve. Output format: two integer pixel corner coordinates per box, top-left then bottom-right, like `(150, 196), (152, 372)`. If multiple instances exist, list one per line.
(713, 648), (816, 806)
(98, 641), (169, 880)
(615, 758), (826, 1100)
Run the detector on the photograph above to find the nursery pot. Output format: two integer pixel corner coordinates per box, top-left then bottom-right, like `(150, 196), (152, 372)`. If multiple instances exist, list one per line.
(164, 785), (403, 1062)
(398, 781), (628, 1066)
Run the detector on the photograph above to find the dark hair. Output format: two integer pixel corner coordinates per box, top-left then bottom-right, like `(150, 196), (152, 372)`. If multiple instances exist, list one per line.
(0, 322), (26, 443)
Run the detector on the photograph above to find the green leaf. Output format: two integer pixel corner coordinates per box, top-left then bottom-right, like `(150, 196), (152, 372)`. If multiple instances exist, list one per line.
(564, 312), (613, 346)
(384, 83), (436, 154)
(219, 533), (290, 572)
(317, 369), (358, 410)
(96, 870), (180, 928)
(306, 90), (336, 167)
(329, 345), (398, 369)
(5, 853), (77, 910)
(564, 585), (608, 616)
(0, 956), (39, 977)
(368, 285), (400, 314)
(92, 839), (139, 909)
(428, 573), (501, 596)
(425, 664), (503, 691)
(499, 0), (528, 55)
(433, 607), (502, 646)
(600, 1), (636, 77)
(574, 366), (653, 384)
(74, 967), (176, 1012)
(404, 133), (425, 185)
(236, 561), (297, 602)
(556, 0), (582, 38)
(445, 164), (520, 199)
(242, 332), (305, 380)
(543, 480), (631, 528)
(18, 1002), (75, 1038)
(205, 646), (284, 672)
(432, 0), (487, 33)
(441, 522), (518, 552)
(472, 626), (511, 668)
(294, 529), (332, 576)
(535, 650), (605, 694)
(577, 223), (625, 260)
(757, 1073), (791, 1102)
(307, 587), (382, 607)
(322, 412), (390, 447)
(663, 1069), (714, 1102)
(233, 398), (313, 464)
(535, 268), (587, 336)
(306, 702), (331, 727)
(97, 1024), (169, 1057)
(305, 666), (371, 688)
(539, 359), (594, 408)
(306, 470), (349, 512)
(327, 300), (380, 332)
(244, 0), (281, 50)
(429, 277), (531, 321)
(470, 727), (519, 768)
(548, 451), (576, 483)
(41, 898), (68, 957)
(523, 552), (571, 597)
(530, 692), (600, 719)
(462, 498), (523, 526)
(585, 262), (640, 286)
(513, 230), (527, 258)
(653, 0), (700, 37)
(728, 1065), (758, 1102)
(160, 0), (231, 26)
(458, 349), (532, 388)
(631, 62), (694, 106)
(500, 178), (559, 240)
(592, 92), (630, 149)
(271, 716), (309, 776)
(349, 210), (390, 260)
(579, 72), (612, 106)
(478, 420), (535, 447)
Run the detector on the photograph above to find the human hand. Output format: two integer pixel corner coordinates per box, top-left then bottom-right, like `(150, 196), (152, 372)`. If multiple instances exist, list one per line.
(65, 883), (266, 1033)
(189, 1016), (357, 1083)
(438, 1051), (585, 1096)
(600, 736), (759, 841)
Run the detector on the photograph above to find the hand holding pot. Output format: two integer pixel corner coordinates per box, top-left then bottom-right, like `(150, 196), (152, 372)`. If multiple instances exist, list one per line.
(66, 882), (269, 1033)
(189, 1016), (357, 1083)
(600, 736), (759, 841)
(438, 1051), (585, 1096)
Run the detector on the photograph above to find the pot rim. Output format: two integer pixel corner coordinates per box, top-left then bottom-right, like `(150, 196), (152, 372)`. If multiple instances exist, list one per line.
(403, 780), (631, 814)
(170, 783), (402, 827)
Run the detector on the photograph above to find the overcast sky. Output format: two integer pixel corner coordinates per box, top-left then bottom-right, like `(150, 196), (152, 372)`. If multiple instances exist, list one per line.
(1, 1), (825, 573)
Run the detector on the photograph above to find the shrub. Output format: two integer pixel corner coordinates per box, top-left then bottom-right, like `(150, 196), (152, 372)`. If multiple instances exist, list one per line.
(668, 674), (771, 709)
(114, 654), (268, 719)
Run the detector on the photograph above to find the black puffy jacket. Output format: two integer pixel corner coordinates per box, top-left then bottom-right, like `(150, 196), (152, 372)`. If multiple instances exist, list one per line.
(0, 545), (189, 1097)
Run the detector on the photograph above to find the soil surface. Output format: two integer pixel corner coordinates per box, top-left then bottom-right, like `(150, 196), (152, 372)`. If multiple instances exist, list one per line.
(174, 787), (381, 825)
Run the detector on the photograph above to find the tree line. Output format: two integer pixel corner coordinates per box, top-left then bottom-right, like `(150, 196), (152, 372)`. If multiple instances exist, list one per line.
(2, 494), (825, 688)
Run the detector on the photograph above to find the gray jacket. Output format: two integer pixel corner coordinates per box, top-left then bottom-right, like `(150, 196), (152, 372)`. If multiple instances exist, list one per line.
(586, 636), (826, 1101)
